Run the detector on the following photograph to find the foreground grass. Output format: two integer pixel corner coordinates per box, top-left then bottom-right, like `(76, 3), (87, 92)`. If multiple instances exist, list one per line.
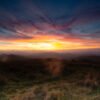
(10, 79), (100, 100)
(0, 55), (100, 100)
(0, 67), (100, 100)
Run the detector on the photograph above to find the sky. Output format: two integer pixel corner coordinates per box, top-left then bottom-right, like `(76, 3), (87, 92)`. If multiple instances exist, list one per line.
(0, 0), (100, 52)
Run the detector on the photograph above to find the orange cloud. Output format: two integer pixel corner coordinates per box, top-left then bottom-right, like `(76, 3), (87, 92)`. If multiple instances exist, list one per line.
(0, 34), (100, 51)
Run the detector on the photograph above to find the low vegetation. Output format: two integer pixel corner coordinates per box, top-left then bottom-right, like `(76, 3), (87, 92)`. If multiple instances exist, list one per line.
(0, 54), (100, 100)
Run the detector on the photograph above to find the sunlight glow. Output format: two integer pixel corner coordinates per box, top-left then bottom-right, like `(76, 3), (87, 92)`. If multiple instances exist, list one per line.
(0, 34), (100, 51)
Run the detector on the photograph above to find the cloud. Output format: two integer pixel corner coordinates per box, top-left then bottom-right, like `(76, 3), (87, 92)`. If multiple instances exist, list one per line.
(0, 0), (100, 49)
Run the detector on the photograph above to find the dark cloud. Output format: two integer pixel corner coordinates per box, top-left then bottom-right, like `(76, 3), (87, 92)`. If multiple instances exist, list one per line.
(0, 0), (100, 41)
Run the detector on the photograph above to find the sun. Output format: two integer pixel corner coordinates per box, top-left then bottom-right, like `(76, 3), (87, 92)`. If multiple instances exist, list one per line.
(29, 41), (63, 51)
(35, 42), (56, 50)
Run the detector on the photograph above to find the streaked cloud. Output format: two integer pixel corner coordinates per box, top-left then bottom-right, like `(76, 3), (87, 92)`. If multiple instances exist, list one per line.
(0, 0), (100, 51)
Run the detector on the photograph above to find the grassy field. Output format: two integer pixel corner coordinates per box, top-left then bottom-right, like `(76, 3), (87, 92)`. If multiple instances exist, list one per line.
(0, 54), (100, 100)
